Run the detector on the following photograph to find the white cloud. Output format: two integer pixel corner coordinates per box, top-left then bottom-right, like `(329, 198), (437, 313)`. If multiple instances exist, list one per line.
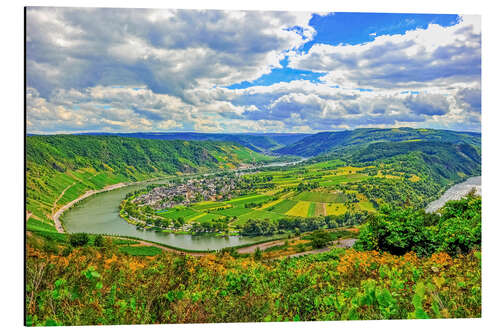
(288, 15), (480, 90)
(26, 7), (316, 98)
(26, 9), (481, 134)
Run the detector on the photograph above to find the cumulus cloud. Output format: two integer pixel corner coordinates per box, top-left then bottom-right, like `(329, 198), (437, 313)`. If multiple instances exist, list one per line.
(26, 9), (481, 134)
(288, 15), (481, 90)
(27, 7), (315, 98)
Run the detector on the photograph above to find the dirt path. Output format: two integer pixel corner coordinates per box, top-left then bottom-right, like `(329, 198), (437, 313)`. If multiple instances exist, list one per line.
(129, 239), (207, 257)
(53, 182), (127, 233)
(115, 237), (207, 257)
(52, 183), (76, 216)
(285, 238), (357, 258)
(236, 239), (288, 254)
(286, 246), (331, 258)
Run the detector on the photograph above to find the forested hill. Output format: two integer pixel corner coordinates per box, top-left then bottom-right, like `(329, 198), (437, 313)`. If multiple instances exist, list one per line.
(27, 135), (271, 176)
(347, 141), (481, 185)
(66, 132), (310, 153)
(26, 135), (272, 227)
(275, 128), (481, 157)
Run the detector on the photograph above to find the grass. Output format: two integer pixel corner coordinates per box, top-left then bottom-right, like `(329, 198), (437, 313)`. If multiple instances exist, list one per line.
(356, 201), (376, 213)
(286, 201), (311, 217)
(266, 199), (298, 214)
(112, 239), (140, 246)
(157, 207), (200, 220)
(227, 194), (271, 207)
(194, 213), (224, 223)
(307, 202), (316, 217)
(119, 245), (163, 256)
(235, 210), (286, 225)
(319, 173), (370, 186)
(325, 203), (348, 216)
(27, 218), (56, 232)
(295, 191), (347, 203)
(191, 201), (229, 210)
(213, 207), (253, 217)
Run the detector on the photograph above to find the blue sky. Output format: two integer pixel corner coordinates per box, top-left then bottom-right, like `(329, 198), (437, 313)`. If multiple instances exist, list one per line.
(26, 9), (481, 133)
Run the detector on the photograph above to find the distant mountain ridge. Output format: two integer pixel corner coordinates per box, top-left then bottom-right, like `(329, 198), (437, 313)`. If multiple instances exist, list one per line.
(275, 128), (481, 157)
(56, 132), (311, 153)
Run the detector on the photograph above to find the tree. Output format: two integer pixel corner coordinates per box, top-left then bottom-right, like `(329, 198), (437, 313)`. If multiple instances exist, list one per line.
(93, 234), (104, 247)
(310, 229), (331, 249)
(69, 233), (89, 247)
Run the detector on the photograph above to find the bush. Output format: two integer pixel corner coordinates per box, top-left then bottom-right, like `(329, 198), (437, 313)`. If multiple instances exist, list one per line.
(355, 194), (481, 256)
(93, 235), (105, 247)
(69, 233), (90, 247)
(310, 229), (331, 249)
(42, 239), (59, 254)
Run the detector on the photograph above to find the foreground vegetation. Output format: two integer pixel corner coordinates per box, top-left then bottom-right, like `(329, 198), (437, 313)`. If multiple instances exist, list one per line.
(26, 242), (480, 325)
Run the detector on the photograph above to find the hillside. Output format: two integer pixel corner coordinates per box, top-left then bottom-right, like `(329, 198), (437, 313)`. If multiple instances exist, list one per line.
(347, 141), (481, 184)
(67, 132), (310, 153)
(26, 135), (273, 230)
(276, 128), (481, 157)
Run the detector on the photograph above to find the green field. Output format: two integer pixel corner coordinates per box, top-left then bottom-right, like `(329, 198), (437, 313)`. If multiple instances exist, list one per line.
(294, 191), (347, 203)
(235, 210), (286, 225)
(266, 199), (298, 214)
(157, 207), (200, 220)
(227, 194), (270, 207)
(213, 207), (254, 217)
(307, 202), (316, 217)
(193, 213), (224, 223)
(319, 173), (370, 186)
(356, 201), (376, 212)
(26, 217), (56, 233)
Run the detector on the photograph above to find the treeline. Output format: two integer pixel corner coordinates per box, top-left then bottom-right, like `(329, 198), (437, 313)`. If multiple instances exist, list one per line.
(240, 211), (369, 236)
(354, 193), (481, 257)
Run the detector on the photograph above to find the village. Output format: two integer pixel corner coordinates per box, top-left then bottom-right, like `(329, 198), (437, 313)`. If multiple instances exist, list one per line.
(131, 175), (245, 210)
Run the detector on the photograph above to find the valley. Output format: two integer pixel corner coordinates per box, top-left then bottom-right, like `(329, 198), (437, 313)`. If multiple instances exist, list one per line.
(25, 127), (482, 325)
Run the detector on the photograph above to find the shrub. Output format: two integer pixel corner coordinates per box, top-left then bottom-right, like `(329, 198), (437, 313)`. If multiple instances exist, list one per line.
(69, 233), (90, 247)
(310, 229), (331, 249)
(355, 194), (481, 256)
(93, 235), (104, 247)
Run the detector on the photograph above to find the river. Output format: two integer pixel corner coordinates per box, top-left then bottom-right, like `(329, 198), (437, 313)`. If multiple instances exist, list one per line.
(62, 160), (305, 251)
(425, 176), (481, 213)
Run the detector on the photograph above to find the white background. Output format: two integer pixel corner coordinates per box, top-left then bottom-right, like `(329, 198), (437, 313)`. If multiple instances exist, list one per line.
(1, 0), (498, 332)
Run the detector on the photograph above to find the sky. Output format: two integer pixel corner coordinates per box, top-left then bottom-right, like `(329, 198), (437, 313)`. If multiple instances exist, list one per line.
(26, 8), (481, 134)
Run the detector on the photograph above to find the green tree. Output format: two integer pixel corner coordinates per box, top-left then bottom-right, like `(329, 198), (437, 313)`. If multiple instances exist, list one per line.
(69, 233), (90, 247)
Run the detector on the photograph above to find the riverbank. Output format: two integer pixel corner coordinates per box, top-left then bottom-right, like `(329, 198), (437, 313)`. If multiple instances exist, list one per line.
(53, 182), (129, 233)
(108, 233), (357, 258)
(425, 176), (481, 213)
